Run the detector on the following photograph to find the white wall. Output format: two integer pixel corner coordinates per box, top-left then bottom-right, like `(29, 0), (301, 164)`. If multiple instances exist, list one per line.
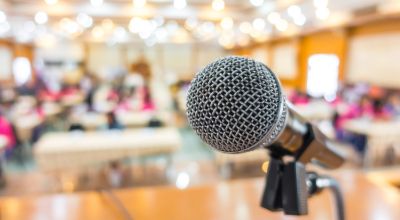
(271, 42), (298, 79)
(35, 40), (85, 89)
(250, 46), (270, 65)
(347, 32), (400, 88)
(88, 43), (125, 79)
(124, 42), (226, 80)
(35, 40), (84, 62)
(35, 40), (226, 82)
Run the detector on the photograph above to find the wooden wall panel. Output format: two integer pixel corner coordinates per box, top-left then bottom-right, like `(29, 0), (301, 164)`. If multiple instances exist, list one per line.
(350, 18), (400, 36)
(0, 41), (35, 84)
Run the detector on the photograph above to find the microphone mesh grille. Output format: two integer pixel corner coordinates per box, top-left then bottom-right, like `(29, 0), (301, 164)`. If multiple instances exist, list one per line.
(186, 56), (282, 153)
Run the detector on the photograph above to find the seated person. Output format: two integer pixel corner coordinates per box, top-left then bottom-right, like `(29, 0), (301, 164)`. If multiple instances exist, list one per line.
(106, 112), (124, 130)
(387, 93), (400, 116)
(371, 99), (392, 120)
(141, 86), (155, 111)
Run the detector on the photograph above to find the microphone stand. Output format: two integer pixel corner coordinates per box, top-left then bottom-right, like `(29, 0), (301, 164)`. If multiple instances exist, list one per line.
(260, 157), (345, 220)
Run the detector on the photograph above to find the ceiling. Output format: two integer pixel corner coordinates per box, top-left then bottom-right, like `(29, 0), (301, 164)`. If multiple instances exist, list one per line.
(1, 0), (387, 21)
(0, 0), (398, 47)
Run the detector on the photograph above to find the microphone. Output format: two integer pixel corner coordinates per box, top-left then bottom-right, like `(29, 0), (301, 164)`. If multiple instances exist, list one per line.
(186, 56), (344, 169)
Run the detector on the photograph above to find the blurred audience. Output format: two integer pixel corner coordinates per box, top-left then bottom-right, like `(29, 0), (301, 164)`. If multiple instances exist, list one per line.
(286, 83), (400, 156)
(105, 112), (124, 130)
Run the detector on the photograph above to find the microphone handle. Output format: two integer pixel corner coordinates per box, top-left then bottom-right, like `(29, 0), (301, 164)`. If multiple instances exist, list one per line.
(297, 124), (345, 169)
(272, 107), (344, 169)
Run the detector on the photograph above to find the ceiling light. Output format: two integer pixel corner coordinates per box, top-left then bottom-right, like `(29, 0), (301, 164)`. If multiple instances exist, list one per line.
(287, 5), (302, 18)
(195, 22), (216, 40)
(275, 19), (288, 32)
(92, 26), (104, 39)
(287, 5), (306, 26)
(239, 22), (252, 34)
(165, 21), (179, 33)
(293, 14), (306, 26)
(220, 17), (233, 30)
(202, 22), (215, 33)
(24, 21), (36, 33)
(139, 31), (151, 40)
(133, 0), (146, 8)
(185, 17), (198, 30)
(139, 21), (157, 39)
(313, 0), (329, 8)
(0, 22), (10, 34)
(316, 7), (330, 20)
(91, 0), (103, 7)
(44, 0), (58, 5)
(250, 0), (264, 7)
(113, 26), (127, 42)
(102, 19), (114, 31)
(35, 11), (48, 25)
(174, 0), (187, 9)
(76, 13), (93, 28)
(155, 27), (168, 42)
(252, 18), (266, 31)
(153, 16), (164, 27)
(129, 17), (145, 33)
(267, 12), (280, 24)
(212, 0), (225, 11)
(129, 17), (156, 38)
(60, 18), (81, 36)
(0, 11), (7, 23)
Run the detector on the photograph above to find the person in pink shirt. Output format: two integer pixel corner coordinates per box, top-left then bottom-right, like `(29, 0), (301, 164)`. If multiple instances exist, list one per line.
(355, 95), (374, 118)
(0, 111), (15, 187)
(141, 86), (155, 111)
(0, 112), (16, 151)
(288, 89), (310, 105)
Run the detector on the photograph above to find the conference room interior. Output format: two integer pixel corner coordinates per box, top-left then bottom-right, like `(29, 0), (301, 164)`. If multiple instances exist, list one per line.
(0, 0), (400, 219)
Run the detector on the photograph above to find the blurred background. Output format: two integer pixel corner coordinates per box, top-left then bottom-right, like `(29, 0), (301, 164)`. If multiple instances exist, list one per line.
(0, 0), (400, 218)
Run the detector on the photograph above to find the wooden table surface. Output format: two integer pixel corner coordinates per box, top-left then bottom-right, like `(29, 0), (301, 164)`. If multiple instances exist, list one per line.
(34, 128), (182, 170)
(0, 170), (399, 220)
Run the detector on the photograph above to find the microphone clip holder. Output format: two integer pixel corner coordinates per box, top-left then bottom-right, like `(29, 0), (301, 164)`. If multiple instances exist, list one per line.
(260, 157), (345, 220)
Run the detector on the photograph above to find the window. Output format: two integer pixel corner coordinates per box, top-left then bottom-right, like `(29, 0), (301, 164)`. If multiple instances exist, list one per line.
(13, 57), (32, 86)
(306, 54), (339, 101)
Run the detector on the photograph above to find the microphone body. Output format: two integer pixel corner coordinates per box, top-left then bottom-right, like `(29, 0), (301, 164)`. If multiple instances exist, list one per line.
(271, 106), (344, 168)
(186, 56), (344, 169)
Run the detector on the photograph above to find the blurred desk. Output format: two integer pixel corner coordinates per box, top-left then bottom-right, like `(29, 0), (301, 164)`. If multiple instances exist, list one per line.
(344, 119), (400, 167)
(80, 113), (108, 130)
(34, 128), (182, 170)
(81, 112), (171, 130)
(117, 111), (171, 128)
(61, 93), (85, 107)
(293, 101), (334, 121)
(215, 149), (268, 165)
(14, 114), (42, 142)
(0, 170), (399, 220)
(42, 102), (62, 117)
